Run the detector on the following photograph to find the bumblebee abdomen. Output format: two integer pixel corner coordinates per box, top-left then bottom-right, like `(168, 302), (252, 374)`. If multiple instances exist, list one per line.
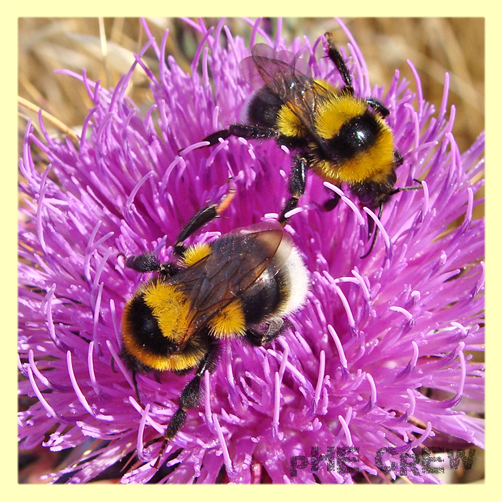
(207, 300), (246, 339)
(242, 268), (285, 325)
(242, 243), (309, 325)
(208, 226), (309, 332)
(243, 87), (283, 128)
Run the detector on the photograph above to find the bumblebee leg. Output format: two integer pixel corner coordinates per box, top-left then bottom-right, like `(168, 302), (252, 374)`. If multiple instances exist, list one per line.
(365, 98), (390, 118)
(203, 124), (279, 146)
(388, 179), (423, 197)
(124, 254), (178, 278)
(125, 253), (161, 273)
(132, 370), (141, 405)
(360, 204), (384, 259)
(174, 180), (236, 256)
(323, 190), (341, 212)
(279, 155), (307, 224)
(154, 342), (219, 469)
(202, 129), (232, 146)
(228, 124), (280, 140)
(225, 125), (301, 147)
(394, 150), (404, 167)
(244, 319), (285, 347)
(359, 180), (422, 259)
(325, 32), (353, 94)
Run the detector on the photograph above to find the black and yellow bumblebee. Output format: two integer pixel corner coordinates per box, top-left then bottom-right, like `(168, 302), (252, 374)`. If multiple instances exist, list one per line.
(120, 186), (309, 468)
(199, 32), (418, 256)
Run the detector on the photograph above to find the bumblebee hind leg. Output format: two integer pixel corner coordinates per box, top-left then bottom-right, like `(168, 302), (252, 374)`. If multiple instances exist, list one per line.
(174, 179), (236, 255)
(202, 128), (232, 146)
(124, 253), (178, 278)
(154, 341), (220, 469)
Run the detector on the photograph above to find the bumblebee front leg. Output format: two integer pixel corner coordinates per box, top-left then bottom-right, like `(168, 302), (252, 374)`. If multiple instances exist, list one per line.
(124, 254), (178, 277)
(279, 155), (307, 224)
(154, 342), (219, 469)
(173, 180), (236, 256)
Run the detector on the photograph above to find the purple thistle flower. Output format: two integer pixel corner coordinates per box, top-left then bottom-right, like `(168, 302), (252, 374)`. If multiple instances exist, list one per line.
(18, 18), (484, 484)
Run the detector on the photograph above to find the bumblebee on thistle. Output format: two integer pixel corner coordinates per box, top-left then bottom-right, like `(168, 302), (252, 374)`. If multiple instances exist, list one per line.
(120, 186), (309, 468)
(193, 32), (420, 256)
(17, 18), (484, 484)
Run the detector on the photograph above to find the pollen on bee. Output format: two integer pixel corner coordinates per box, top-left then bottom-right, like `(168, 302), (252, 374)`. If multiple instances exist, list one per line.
(208, 300), (246, 338)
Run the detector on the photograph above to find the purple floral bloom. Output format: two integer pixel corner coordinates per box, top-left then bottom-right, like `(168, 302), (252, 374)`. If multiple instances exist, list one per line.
(18, 18), (484, 484)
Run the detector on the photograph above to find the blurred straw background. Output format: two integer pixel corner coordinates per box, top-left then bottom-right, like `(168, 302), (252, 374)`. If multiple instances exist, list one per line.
(18, 17), (484, 484)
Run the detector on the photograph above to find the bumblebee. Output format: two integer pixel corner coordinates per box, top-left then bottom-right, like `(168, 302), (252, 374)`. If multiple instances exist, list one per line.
(120, 186), (309, 468)
(199, 33), (417, 256)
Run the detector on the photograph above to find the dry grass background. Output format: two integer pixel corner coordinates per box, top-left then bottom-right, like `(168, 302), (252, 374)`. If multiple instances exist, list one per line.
(17, 17), (485, 484)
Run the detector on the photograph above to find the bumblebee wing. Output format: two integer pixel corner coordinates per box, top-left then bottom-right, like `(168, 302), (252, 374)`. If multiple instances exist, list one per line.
(240, 44), (312, 92)
(240, 44), (312, 97)
(223, 220), (293, 291)
(170, 222), (291, 344)
(242, 44), (333, 141)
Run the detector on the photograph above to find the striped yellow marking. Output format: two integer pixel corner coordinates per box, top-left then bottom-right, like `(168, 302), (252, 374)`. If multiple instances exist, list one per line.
(208, 300), (246, 338)
(315, 94), (368, 140)
(122, 282), (206, 372)
(277, 105), (307, 137)
(312, 118), (395, 184)
(181, 243), (211, 267)
(129, 345), (205, 372)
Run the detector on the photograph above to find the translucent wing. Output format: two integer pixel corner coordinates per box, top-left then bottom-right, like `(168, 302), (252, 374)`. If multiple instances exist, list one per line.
(240, 43), (335, 142)
(240, 44), (312, 92)
(168, 221), (292, 346)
